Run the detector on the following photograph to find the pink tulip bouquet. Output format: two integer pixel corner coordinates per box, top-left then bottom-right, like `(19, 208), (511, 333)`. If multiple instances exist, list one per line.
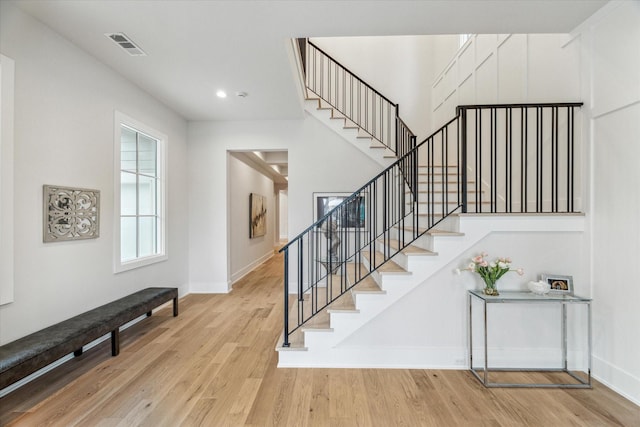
(455, 252), (524, 295)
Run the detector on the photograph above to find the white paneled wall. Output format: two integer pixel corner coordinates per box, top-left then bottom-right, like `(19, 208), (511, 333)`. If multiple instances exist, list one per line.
(432, 34), (580, 129)
(575, 0), (640, 405)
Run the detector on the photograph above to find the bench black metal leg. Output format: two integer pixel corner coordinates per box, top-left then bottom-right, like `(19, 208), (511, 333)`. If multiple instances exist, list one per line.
(111, 329), (120, 356)
(173, 297), (179, 317)
(74, 348), (83, 357)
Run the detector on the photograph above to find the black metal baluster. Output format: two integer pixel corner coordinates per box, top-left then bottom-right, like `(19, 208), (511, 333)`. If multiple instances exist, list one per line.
(460, 108), (468, 213)
(441, 126), (446, 218)
(283, 247), (290, 347)
(477, 109), (481, 213)
(568, 106), (574, 212)
(536, 107), (540, 212)
(552, 106), (557, 212)
(491, 108), (497, 213)
(507, 108), (512, 213)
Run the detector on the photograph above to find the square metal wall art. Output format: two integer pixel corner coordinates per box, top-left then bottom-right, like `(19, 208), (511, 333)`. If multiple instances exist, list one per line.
(43, 185), (100, 242)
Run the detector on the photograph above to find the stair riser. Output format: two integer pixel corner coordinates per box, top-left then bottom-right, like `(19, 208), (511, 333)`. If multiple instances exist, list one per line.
(305, 99), (394, 168)
(386, 232), (435, 252)
(407, 193), (462, 204)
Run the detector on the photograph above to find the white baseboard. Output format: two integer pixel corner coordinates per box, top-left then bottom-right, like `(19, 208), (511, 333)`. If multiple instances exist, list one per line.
(278, 346), (467, 369)
(592, 355), (640, 406)
(278, 345), (591, 372)
(231, 251), (273, 285)
(189, 280), (231, 293)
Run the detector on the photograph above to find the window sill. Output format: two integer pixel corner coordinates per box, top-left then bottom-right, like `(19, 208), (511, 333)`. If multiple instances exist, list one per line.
(115, 254), (168, 274)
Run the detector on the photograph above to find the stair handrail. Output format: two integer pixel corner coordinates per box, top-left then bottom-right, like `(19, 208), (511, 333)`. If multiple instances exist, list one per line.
(306, 39), (396, 107)
(303, 39), (416, 155)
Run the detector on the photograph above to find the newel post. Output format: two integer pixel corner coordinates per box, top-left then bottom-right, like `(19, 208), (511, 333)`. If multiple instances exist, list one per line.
(282, 246), (290, 347)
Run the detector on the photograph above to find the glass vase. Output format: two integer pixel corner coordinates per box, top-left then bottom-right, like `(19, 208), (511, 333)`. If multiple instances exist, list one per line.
(482, 276), (499, 296)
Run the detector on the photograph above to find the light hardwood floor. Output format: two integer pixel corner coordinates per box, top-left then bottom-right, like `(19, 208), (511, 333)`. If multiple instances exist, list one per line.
(1, 252), (638, 426)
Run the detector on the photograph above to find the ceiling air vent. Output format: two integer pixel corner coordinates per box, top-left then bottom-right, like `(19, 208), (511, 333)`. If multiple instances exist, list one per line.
(105, 33), (146, 56)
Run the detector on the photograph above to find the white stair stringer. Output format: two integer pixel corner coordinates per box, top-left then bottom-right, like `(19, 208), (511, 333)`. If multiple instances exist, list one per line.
(276, 213), (586, 368)
(304, 97), (395, 168)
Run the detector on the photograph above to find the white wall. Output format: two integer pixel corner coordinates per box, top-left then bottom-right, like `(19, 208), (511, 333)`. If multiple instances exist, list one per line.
(311, 36), (458, 139)
(340, 231), (589, 369)
(0, 3), (189, 344)
(188, 114), (381, 293)
(228, 154), (276, 283)
(279, 190), (288, 240)
(574, 0), (640, 405)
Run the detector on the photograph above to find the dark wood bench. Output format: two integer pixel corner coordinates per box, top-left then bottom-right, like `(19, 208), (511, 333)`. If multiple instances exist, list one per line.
(0, 287), (178, 390)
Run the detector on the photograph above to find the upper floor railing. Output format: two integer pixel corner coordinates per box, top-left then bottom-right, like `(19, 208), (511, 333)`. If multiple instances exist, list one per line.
(459, 103), (583, 213)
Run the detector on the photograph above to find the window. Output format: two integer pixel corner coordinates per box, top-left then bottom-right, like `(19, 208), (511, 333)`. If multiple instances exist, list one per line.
(114, 112), (167, 272)
(459, 34), (472, 49)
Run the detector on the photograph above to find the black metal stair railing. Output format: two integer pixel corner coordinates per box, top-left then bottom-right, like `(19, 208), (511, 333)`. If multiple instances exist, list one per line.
(303, 39), (416, 157)
(458, 103), (583, 213)
(280, 117), (461, 347)
(281, 102), (583, 348)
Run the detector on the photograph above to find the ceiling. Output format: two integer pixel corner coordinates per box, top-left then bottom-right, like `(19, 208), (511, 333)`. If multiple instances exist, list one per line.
(14, 0), (607, 122)
(10, 0), (607, 184)
(231, 150), (289, 185)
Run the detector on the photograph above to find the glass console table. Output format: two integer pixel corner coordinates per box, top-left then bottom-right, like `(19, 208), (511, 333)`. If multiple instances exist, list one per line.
(468, 290), (592, 388)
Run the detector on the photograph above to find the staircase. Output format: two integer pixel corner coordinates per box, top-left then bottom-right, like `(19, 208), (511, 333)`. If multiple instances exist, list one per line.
(304, 91), (397, 167)
(278, 39), (584, 368)
(277, 213), (585, 368)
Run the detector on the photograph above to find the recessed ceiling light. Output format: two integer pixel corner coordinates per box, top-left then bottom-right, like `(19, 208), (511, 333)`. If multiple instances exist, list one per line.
(216, 90), (227, 98)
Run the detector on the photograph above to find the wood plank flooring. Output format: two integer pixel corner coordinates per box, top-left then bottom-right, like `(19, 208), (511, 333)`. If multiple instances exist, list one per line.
(1, 252), (638, 426)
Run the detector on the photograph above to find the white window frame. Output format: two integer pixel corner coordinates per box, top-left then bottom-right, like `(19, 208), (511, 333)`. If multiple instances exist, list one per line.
(459, 34), (473, 49)
(114, 111), (167, 273)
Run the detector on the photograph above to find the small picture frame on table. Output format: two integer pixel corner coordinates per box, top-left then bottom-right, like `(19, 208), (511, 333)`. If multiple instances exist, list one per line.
(540, 274), (573, 295)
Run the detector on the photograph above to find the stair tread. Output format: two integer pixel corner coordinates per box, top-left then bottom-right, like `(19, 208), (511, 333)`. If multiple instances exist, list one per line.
(345, 264), (383, 292)
(275, 333), (307, 351)
(382, 239), (436, 255)
(427, 230), (465, 236)
(362, 251), (408, 273)
(418, 179), (474, 183)
(352, 281), (385, 294)
(393, 225), (463, 236)
(406, 189), (483, 194)
(418, 172), (460, 176)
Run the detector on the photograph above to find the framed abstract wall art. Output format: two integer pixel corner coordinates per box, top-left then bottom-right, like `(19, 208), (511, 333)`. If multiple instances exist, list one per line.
(250, 193), (267, 238)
